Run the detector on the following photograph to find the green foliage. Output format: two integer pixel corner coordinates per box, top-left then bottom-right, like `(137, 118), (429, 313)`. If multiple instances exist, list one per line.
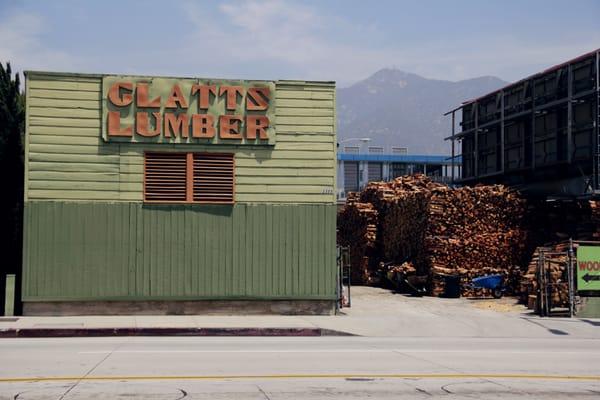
(0, 62), (25, 313)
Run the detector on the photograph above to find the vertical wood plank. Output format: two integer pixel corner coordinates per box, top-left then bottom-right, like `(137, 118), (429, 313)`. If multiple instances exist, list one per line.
(22, 202), (337, 301)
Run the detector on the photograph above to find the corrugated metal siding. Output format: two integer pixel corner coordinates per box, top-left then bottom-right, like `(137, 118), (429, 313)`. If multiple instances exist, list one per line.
(22, 202), (337, 301)
(25, 73), (336, 203)
(367, 162), (383, 182)
(343, 161), (359, 192)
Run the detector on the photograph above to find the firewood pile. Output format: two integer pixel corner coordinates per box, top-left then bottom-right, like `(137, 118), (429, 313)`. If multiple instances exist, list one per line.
(337, 174), (528, 296)
(520, 244), (570, 310)
(427, 232), (527, 297)
(518, 199), (600, 311)
(336, 193), (378, 284)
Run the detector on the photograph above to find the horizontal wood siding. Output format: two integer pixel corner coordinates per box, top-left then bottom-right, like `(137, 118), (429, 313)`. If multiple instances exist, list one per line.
(25, 73), (336, 203)
(22, 202), (337, 301)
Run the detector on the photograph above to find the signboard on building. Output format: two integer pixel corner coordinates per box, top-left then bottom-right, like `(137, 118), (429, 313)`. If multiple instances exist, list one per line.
(102, 76), (276, 145)
(577, 246), (600, 295)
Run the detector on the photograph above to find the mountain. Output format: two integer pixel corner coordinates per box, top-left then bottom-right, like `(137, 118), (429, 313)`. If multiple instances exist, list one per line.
(337, 69), (508, 154)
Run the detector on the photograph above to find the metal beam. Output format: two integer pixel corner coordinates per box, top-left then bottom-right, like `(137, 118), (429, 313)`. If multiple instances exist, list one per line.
(567, 63), (573, 164)
(451, 111), (455, 184)
(595, 50), (600, 191)
(531, 82), (536, 171)
(474, 102), (479, 178)
(500, 91), (505, 174)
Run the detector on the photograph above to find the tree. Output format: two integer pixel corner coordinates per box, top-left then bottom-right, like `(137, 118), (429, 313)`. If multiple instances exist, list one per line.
(0, 62), (25, 315)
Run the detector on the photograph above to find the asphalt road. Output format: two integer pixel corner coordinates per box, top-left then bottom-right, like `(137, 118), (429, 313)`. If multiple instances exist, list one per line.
(1, 336), (599, 399)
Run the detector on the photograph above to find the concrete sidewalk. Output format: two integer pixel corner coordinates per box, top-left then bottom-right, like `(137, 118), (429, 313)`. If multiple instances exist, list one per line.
(0, 315), (343, 337)
(1, 287), (599, 338)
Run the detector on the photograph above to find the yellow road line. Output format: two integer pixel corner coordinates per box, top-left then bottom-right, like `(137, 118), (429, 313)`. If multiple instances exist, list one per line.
(0, 374), (599, 383)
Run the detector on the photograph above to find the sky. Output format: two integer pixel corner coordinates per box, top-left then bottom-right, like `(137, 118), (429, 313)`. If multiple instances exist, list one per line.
(1, 0), (599, 87)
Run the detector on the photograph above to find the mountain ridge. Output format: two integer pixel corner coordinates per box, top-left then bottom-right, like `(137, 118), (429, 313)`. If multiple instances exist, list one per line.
(337, 69), (508, 154)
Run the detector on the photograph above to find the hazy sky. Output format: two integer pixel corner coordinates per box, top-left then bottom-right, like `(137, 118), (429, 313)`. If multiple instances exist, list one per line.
(1, 0), (599, 87)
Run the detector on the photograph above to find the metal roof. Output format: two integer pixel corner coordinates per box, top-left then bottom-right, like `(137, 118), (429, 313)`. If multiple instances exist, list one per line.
(460, 48), (600, 106)
(338, 153), (460, 165)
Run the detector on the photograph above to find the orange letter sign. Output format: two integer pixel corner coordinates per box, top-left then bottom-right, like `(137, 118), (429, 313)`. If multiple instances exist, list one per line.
(219, 115), (243, 139)
(246, 116), (269, 139)
(108, 82), (133, 107)
(107, 111), (132, 137)
(191, 115), (216, 139)
(163, 113), (189, 138)
(136, 83), (161, 107)
(165, 84), (188, 109)
(136, 112), (162, 137)
(191, 84), (217, 110)
(219, 86), (244, 110)
(246, 87), (270, 111)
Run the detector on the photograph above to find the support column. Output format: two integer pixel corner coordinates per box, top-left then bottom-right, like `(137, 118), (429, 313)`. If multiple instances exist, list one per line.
(451, 111), (456, 184)
(360, 161), (369, 190)
(337, 160), (344, 194)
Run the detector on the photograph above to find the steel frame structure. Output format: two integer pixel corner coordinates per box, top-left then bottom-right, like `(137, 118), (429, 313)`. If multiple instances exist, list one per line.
(445, 49), (600, 198)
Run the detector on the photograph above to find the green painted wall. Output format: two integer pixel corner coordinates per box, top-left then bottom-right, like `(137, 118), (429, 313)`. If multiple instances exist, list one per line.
(22, 71), (337, 304)
(25, 72), (336, 204)
(22, 202), (337, 301)
(576, 297), (600, 318)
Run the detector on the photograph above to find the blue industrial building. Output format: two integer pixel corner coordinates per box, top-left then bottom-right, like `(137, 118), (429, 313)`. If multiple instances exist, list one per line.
(336, 149), (460, 200)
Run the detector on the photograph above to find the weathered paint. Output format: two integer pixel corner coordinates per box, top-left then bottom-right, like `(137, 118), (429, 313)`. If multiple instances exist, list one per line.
(3, 275), (15, 316)
(22, 202), (337, 301)
(23, 71), (337, 308)
(576, 297), (600, 318)
(102, 76), (277, 145)
(25, 72), (336, 204)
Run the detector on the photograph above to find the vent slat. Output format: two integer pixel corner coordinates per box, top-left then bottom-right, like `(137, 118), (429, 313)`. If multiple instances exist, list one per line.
(193, 153), (234, 203)
(144, 152), (188, 202)
(144, 152), (234, 204)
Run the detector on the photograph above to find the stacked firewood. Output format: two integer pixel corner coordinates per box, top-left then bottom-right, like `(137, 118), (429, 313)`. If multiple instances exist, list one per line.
(426, 185), (527, 296)
(337, 174), (528, 296)
(336, 193), (378, 284)
(427, 231), (527, 297)
(517, 200), (600, 310)
(520, 244), (570, 310)
(428, 185), (526, 237)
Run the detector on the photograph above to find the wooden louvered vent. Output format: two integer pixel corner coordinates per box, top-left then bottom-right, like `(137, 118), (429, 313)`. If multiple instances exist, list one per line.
(144, 152), (234, 204)
(144, 152), (188, 202)
(193, 153), (235, 203)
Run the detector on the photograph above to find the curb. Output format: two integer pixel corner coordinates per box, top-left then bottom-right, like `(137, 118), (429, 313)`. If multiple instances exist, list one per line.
(0, 327), (354, 338)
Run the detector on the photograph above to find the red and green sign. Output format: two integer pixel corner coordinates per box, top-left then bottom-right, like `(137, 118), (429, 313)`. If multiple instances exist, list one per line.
(577, 246), (600, 292)
(102, 76), (276, 145)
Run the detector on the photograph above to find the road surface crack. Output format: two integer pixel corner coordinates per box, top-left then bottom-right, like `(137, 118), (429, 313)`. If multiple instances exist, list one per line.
(440, 384), (453, 394)
(416, 387), (433, 396)
(257, 385), (272, 400)
(55, 339), (127, 400)
(174, 388), (188, 399)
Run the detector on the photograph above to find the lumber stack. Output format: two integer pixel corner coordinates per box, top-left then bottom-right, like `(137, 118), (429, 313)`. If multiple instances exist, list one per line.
(520, 244), (570, 310)
(426, 185), (527, 297)
(518, 200), (600, 311)
(336, 194), (378, 284)
(428, 185), (526, 237)
(427, 231), (527, 297)
(337, 174), (528, 296)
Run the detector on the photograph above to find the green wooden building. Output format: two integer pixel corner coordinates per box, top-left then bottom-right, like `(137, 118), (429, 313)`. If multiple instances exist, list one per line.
(21, 71), (337, 315)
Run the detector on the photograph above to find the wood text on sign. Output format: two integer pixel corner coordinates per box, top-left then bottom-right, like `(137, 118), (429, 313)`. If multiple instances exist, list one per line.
(102, 76), (276, 145)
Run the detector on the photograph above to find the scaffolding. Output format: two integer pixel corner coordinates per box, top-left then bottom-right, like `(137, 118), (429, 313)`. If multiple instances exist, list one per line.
(445, 49), (600, 197)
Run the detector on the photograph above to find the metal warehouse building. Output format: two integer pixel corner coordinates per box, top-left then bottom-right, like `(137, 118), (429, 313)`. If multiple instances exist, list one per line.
(446, 49), (599, 197)
(21, 71), (337, 315)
